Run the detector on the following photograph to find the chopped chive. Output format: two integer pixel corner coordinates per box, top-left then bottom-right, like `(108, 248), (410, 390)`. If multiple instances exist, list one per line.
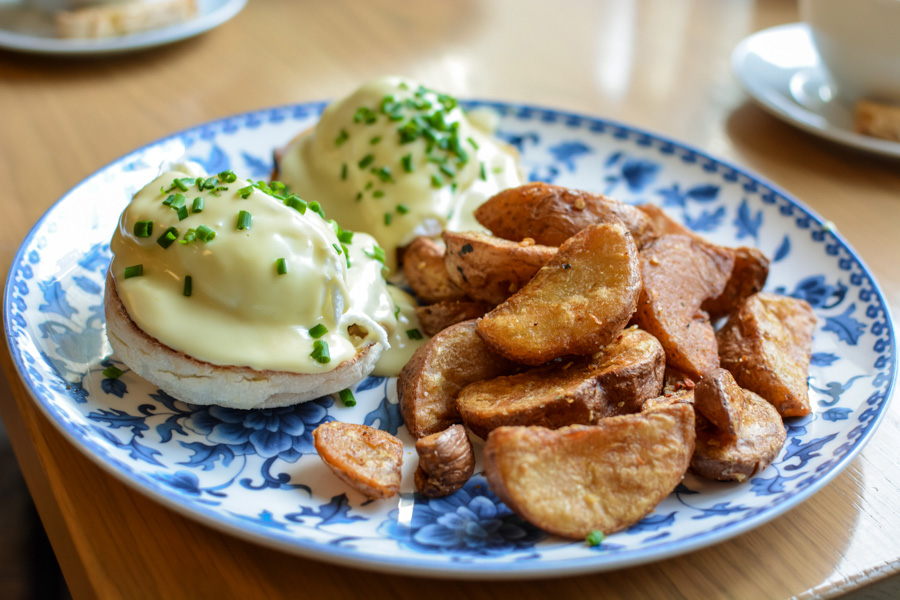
(335, 129), (349, 146)
(210, 186), (228, 196)
(430, 174), (443, 188)
(217, 170), (237, 183)
(236, 210), (252, 230)
(332, 243), (343, 255)
(493, 166), (503, 174)
(309, 201), (324, 217)
(102, 365), (124, 379)
(237, 185), (255, 199)
(175, 205), (189, 221)
(338, 229), (354, 244)
(439, 163), (455, 178)
(162, 194), (176, 206)
(355, 192), (362, 201)
(384, 212), (392, 225)
(406, 328), (423, 340)
(284, 194), (308, 214)
(480, 162), (487, 181)
(396, 204), (409, 214)
(372, 166), (393, 183)
(192, 197), (204, 213)
(341, 163), (348, 180)
(370, 136), (382, 145)
(180, 229), (196, 244)
(365, 181), (373, 191)
(310, 340), (331, 364)
(586, 531), (605, 547)
(309, 323), (328, 338)
(358, 154), (375, 169)
(270, 181), (285, 193)
(200, 177), (218, 191)
(157, 227), (179, 249)
(341, 244), (351, 268)
(373, 190), (385, 198)
(338, 388), (356, 407)
(173, 178), (191, 192)
(276, 258), (288, 275)
(123, 264), (143, 279)
(364, 245), (386, 264)
(183, 275), (192, 296)
(133, 220), (153, 237)
(468, 136), (479, 149)
(196, 225), (216, 242)
(401, 153), (413, 172)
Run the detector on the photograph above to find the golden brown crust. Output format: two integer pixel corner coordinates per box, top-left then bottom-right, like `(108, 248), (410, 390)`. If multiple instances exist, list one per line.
(716, 293), (816, 418)
(313, 422), (403, 499)
(402, 236), (468, 304)
(476, 222), (641, 366)
(483, 404), (695, 539)
(442, 231), (556, 305)
(414, 300), (493, 337)
(702, 247), (770, 319)
(397, 320), (518, 438)
(475, 182), (654, 248)
(104, 270), (381, 409)
(456, 327), (665, 438)
(414, 425), (476, 498)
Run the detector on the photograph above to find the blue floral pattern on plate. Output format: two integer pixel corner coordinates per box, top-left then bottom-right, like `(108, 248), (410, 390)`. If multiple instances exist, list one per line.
(3, 101), (896, 578)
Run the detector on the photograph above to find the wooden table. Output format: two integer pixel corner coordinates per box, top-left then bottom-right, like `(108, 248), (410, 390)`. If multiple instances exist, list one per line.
(2, 0), (899, 598)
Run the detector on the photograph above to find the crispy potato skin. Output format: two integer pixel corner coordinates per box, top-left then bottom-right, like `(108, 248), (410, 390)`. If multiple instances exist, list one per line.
(694, 368), (745, 438)
(691, 389), (786, 482)
(313, 422), (403, 500)
(402, 236), (468, 304)
(398, 320), (519, 438)
(477, 222), (641, 366)
(475, 182), (654, 248)
(415, 300), (493, 337)
(442, 231), (557, 304)
(702, 247), (769, 319)
(457, 327), (665, 438)
(717, 293), (816, 417)
(414, 424), (476, 497)
(633, 234), (734, 380)
(637, 203), (700, 241)
(483, 404), (695, 539)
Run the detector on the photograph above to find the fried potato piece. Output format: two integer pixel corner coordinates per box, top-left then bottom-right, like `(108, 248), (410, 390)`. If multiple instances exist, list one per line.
(637, 203), (700, 241)
(641, 389), (695, 413)
(694, 367), (745, 438)
(692, 388), (786, 482)
(398, 319), (519, 438)
(457, 327), (664, 438)
(633, 234), (734, 380)
(402, 236), (468, 304)
(415, 300), (493, 337)
(313, 422), (403, 500)
(474, 182), (654, 248)
(483, 404), (695, 539)
(442, 231), (557, 304)
(414, 424), (475, 498)
(717, 293), (816, 417)
(702, 247), (769, 319)
(477, 221), (641, 366)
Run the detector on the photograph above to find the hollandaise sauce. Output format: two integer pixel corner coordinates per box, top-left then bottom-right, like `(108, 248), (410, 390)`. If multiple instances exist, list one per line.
(110, 165), (426, 376)
(277, 76), (522, 271)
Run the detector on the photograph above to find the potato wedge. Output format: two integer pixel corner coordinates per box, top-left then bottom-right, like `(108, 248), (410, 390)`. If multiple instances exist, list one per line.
(692, 389), (786, 482)
(474, 182), (654, 248)
(442, 231), (557, 304)
(702, 247), (769, 319)
(415, 300), (493, 336)
(398, 319), (519, 438)
(636, 203), (700, 241)
(477, 221), (641, 366)
(457, 327), (664, 438)
(717, 293), (816, 417)
(632, 234), (734, 380)
(414, 424), (475, 498)
(402, 236), (468, 304)
(313, 422), (403, 500)
(483, 404), (695, 539)
(641, 389), (695, 413)
(694, 368), (745, 438)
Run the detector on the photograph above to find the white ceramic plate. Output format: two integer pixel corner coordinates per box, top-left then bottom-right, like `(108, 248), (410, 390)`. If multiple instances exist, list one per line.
(0, 0), (245, 55)
(731, 22), (900, 159)
(4, 101), (896, 578)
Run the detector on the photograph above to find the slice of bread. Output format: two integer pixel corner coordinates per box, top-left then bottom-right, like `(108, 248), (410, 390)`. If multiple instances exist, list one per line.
(104, 270), (383, 409)
(56, 0), (197, 39)
(854, 99), (900, 142)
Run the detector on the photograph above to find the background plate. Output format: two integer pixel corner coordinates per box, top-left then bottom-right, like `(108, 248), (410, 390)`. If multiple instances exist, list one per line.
(3, 101), (896, 579)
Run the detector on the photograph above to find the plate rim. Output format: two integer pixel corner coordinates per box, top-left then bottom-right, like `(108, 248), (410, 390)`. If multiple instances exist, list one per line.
(4, 99), (897, 579)
(731, 22), (900, 159)
(0, 0), (247, 55)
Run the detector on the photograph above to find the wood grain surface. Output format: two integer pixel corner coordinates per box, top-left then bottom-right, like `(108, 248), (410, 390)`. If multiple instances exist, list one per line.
(1, 0), (898, 598)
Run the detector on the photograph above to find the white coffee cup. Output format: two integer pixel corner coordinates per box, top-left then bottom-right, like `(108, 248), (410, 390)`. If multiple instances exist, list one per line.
(799, 0), (900, 105)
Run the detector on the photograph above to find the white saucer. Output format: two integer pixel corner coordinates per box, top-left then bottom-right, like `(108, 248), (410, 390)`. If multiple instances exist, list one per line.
(0, 0), (246, 55)
(731, 22), (900, 159)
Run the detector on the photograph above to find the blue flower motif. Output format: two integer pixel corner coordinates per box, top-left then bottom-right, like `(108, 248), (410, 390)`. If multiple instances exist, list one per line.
(184, 398), (333, 462)
(378, 477), (544, 556)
